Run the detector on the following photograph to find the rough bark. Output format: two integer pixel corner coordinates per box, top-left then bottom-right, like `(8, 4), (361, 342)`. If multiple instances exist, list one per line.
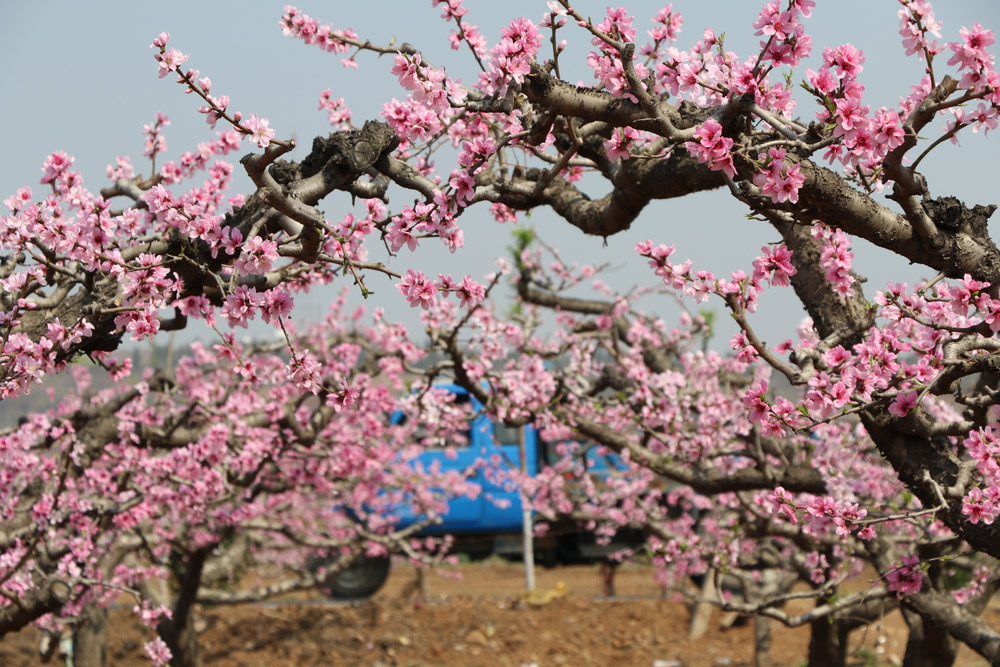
(754, 615), (772, 667)
(774, 213), (1000, 558)
(74, 603), (108, 667)
(777, 204), (1000, 661)
(774, 220), (873, 350)
(901, 607), (960, 667)
(0, 579), (71, 638)
(573, 416), (826, 493)
(867, 538), (1000, 664)
(807, 617), (849, 667)
(157, 546), (213, 667)
(10, 121), (402, 370)
(864, 420), (1000, 553)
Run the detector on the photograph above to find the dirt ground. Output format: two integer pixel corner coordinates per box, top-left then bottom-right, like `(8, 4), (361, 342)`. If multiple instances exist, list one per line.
(1, 560), (996, 666)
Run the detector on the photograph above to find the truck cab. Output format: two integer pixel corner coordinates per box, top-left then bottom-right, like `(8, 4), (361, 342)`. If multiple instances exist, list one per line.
(318, 384), (641, 598)
(392, 385), (539, 536)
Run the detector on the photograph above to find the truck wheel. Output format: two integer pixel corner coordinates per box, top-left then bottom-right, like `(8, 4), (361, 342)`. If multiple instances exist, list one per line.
(316, 555), (391, 599)
(556, 534), (585, 564)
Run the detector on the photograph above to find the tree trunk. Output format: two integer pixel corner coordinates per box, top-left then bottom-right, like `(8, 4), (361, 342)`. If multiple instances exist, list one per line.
(157, 546), (212, 667)
(688, 570), (717, 640)
(754, 615), (772, 667)
(901, 607), (960, 667)
(807, 617), (849, 667)
(745, 567), (794, 667)
(160, 611), (201, 667)
(74, 603), (108, 667)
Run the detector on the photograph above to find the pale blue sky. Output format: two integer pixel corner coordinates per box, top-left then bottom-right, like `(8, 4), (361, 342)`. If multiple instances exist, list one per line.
(2, 1), (998, 350)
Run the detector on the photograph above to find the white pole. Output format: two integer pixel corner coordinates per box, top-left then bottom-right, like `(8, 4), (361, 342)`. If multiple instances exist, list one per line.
(519, 425), (535, 591)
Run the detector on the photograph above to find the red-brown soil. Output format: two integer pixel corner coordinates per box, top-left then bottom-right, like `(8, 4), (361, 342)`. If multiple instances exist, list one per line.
(1, 560), (996, 666)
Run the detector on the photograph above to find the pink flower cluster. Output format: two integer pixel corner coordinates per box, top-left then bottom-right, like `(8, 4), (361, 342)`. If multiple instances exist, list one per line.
(234, 235), (279, 275)
(637, 240), (791, 316)
(763, 487), (874, 540)
(888, 389), (919, 417)
(142, 112), (169, 159)
(397, 269), (438, 310)
(120, 253), (177, 308)
(875, 273), (1000, 336)
(433, 0), (487, 58)
(584, 8), (650, 102)
(151, 32), (278, 149)
(243, 114), (276, 149)
(479, 17), (542, 96)
(382, 97), (444, 148)
(752, 0), (815, 69)
(686, 118), (736, 179)
(961, 427), (1000, 524)
(151, 31), (189, 80)
(751, 243), (797, 288)
(391, 52), (466, 115)
(948, 22), (997, 91)
(638, 224), (989, 440)
(106, 155), (135, 181)
(802, 350), (853, 419)
(385, 201), (432, 253)
(457, 136), (498, 171)
(812, 222), (856, 298)
(952, 565), (992, 605)
(742, 379), (807, 436)
(280, 6), (359, 65)
(396, 270), (486, 311)
(729, 330), (759, 364)
(173, 131), (243, 182)
(145, 638), (173, 666)
(898, 0), (943, 60)
(39, 150), (75, 187)
(603, 126), (641, 162)
(652, 17), (797, 113)
(318, 90), (352, 129)
(386, 195), (464, 254)
(807, 44), (906, 177)
(886, 555), (924, 596)
(753, 147), (805, 204)
(647, 4), (683, 47)
(437, 273), (486, 308)
(221, 285), (263, 328)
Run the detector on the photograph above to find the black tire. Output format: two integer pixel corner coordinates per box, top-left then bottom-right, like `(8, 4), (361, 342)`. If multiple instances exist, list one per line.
(556, 534), (585, 564)
(316, 555), (391, 599)
(540, 548), (559, 569)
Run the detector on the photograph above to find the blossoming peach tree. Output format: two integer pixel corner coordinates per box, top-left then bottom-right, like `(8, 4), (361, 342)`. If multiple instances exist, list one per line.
(2, 0), (1000, 665)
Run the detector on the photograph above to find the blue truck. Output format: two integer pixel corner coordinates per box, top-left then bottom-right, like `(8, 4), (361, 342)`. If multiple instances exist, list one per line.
(320, 384), (640, 599)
